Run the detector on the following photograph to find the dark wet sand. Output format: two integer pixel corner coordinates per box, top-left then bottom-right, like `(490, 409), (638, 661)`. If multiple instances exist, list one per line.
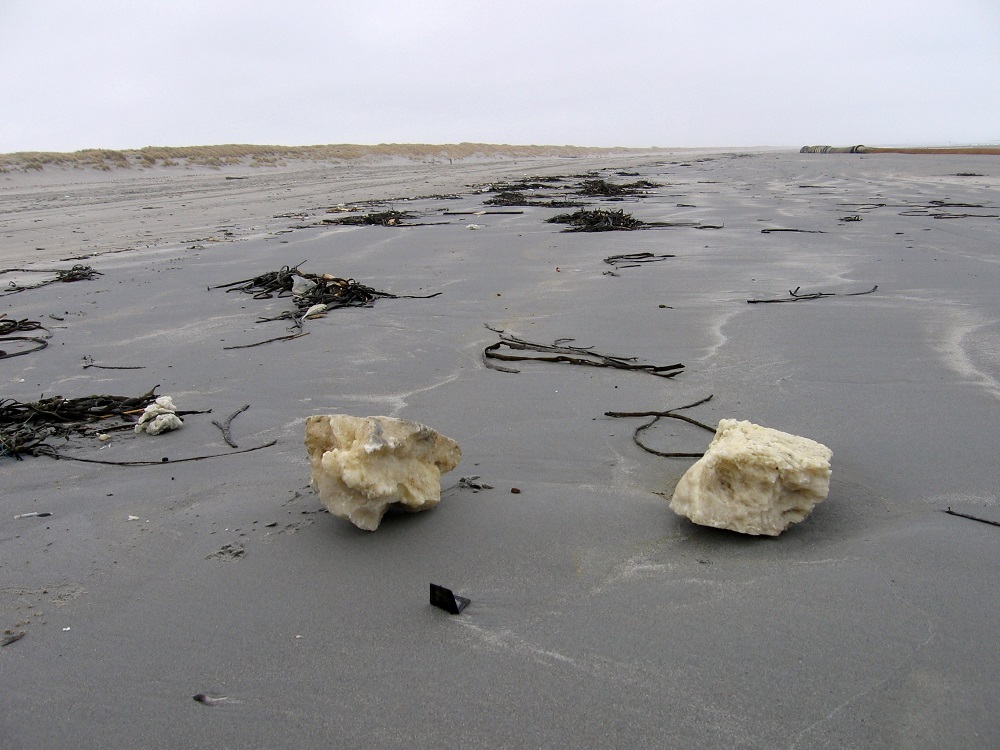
(1, 150), (998, 748)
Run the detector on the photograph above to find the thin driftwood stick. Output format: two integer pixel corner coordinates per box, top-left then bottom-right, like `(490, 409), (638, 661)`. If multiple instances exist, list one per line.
(212, 404), (250, 448)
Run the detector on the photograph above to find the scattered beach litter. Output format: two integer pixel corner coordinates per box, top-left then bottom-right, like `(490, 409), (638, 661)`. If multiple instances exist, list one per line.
(14, 511), (53, 519)
(430, 583), (470, 615)
(483, 326), (683, 378)
(746, 285), (878, 304)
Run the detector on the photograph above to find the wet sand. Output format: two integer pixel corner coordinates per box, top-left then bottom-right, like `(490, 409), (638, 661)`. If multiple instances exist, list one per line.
(2, 149), (998, 748)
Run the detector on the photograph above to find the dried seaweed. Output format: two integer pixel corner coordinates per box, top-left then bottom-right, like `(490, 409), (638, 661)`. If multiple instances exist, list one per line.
(604, 252), (675, 269)
(0, 265), (102, 296)
(747, 285), (878, 304)
(318, 209), (448, 227)
(760, 228), (826, 234)
(0, 316), (50, 359)
(483, 191), (583, 208)
(576, 179), (658, 197)
(605, 395), (716, 458)
(483, 326), (683, 378)
(81, 355), (144, 370)
(546, 208), (646, 232)
(0, 388), (160, 459)
(898, 200), (998, 219)
(213, 263), (441, 327)
(319, 209), (414, 226)
(0, 316), (45, 336)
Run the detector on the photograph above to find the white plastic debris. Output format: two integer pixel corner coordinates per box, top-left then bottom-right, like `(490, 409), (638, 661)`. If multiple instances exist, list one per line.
(291, 275), (317, 296)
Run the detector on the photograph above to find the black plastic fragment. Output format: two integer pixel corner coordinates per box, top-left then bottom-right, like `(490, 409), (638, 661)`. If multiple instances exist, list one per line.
(430, 583), (470, 615)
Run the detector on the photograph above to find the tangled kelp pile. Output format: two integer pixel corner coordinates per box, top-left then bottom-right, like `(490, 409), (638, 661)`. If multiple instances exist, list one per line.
(576, 178), (658, 197)
(0, 315), (49, 359)
(546, 208), (647, 232)
(319, 210), (415, 227)
(214, 263), (440, 326)
(483, 191), (583, 208)
(1, 265), (102, 296)
(0, 389), (160, 458)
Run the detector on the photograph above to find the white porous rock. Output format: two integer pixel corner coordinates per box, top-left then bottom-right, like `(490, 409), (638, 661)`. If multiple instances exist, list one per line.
(134, 396), (183, 435)
(669, 419), (832, 536)
(305, 414), (462, 531)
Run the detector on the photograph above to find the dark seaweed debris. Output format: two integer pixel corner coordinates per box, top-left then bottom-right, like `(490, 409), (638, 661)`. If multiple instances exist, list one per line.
(483, 191), (583, 208)
(546, 209), (646, 232)
(0, 388), (160, 459)
(319, 210), (414, 226)
(575, 179), (658, 197)
(605, 395), (716, 458)
(604, 252), (675, 269)
(483, 326), (683, 378)
(747, 285), (878, 304)
(213, 263), (441, 327)
(0, 265), (102, 296)
(0, 316), (50, 360)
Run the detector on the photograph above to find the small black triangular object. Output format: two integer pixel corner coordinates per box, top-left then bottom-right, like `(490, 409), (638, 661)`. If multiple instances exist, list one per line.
(430, 583), (470, 614)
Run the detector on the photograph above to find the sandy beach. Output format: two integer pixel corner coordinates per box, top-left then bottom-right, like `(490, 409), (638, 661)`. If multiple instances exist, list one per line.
(2, 147), (998, 748)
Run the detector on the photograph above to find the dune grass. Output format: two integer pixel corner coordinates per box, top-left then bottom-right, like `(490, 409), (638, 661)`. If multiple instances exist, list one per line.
(0, 143), (658, 173)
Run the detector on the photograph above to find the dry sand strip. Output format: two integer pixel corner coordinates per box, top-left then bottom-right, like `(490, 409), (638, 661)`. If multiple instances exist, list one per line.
(0, 145), (696, 267)
(1, 147), (999, 749)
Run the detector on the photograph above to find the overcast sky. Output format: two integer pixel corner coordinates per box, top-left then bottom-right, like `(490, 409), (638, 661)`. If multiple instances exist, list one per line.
(2, 0), (998, 153)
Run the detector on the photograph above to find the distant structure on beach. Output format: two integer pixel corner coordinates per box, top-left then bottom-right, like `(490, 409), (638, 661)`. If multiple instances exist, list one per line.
(801, 144), (1000, 155)
(800, 145), (869, 153)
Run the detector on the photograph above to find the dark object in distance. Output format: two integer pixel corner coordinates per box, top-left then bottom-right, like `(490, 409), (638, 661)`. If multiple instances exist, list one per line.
(430, 583), (470, 615)
(1, 631), (26, 647)
(193, 693), (227, 706)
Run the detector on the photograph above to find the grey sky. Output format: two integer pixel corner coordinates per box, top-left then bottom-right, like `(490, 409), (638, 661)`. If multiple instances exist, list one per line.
(2, 0), (998, 153)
